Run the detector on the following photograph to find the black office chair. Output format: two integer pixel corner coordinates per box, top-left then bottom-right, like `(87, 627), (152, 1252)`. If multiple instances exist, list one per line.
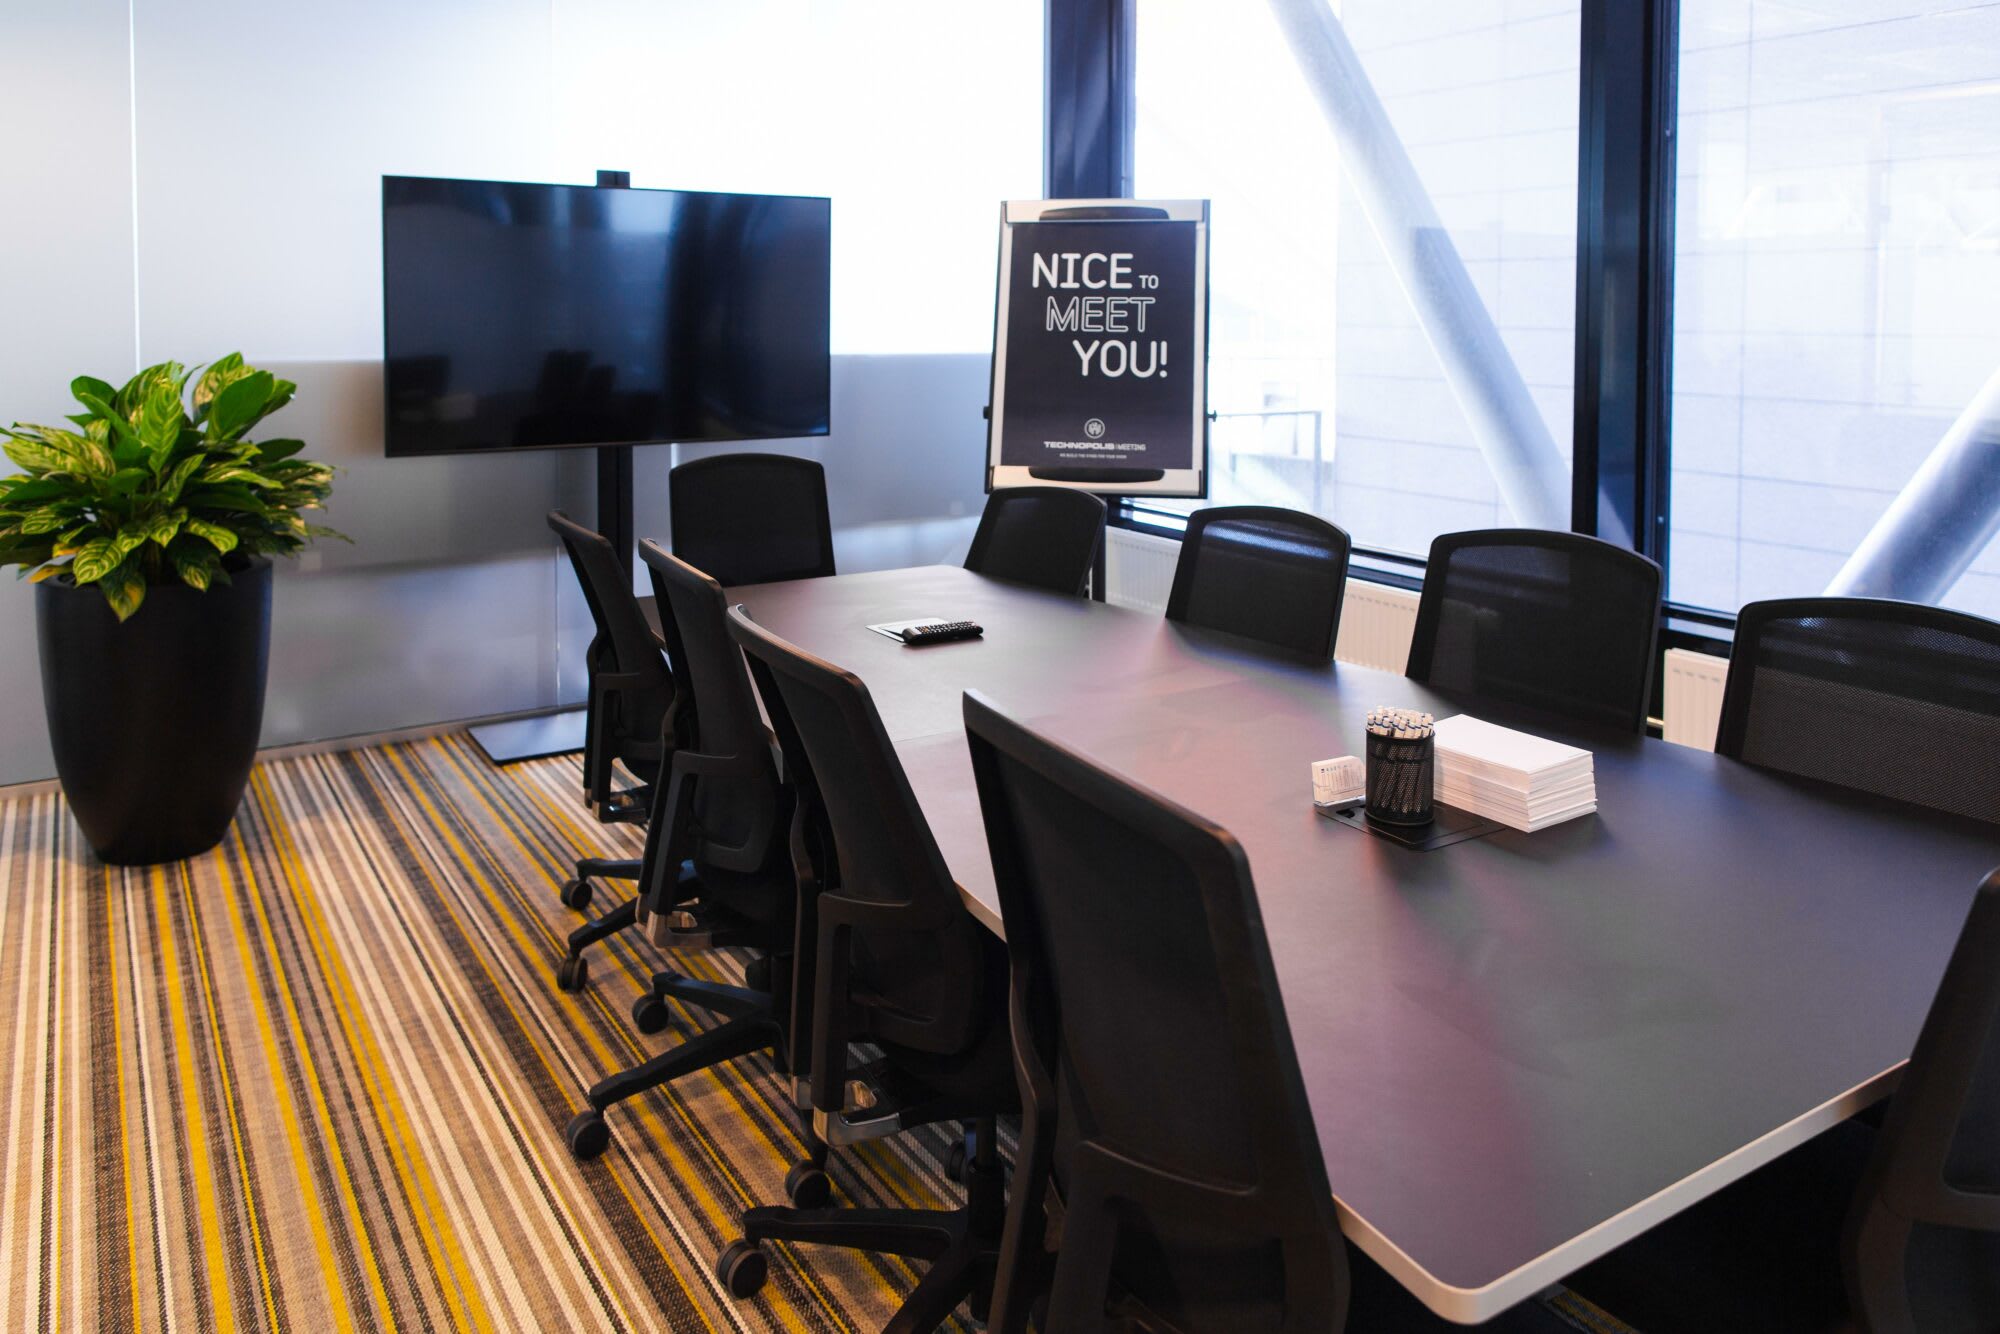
(964, 486), (1106, 597)
(963, 688), (1348, 1333)
(1846, 867), (2000, 1333)
(1567, 869), (2000, 1334)
(1164, 506), (1351, 661)
(719, 606), (1015, 1329)
(669, 453), (836, 587)
(559, 541), (799, 1162)
(546, 511), (681, 909)
(1716, 597), (2000, 824)
(1406, 528), (1661, 734)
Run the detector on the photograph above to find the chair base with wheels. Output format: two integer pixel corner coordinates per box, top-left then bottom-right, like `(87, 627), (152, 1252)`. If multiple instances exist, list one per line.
(719, 1114), (1007, 1331)
(561, 913), (791, 1162)
(564, 1001), (787, 1161)
(558, 854), (640, 911)
(552, 860), (706, 992)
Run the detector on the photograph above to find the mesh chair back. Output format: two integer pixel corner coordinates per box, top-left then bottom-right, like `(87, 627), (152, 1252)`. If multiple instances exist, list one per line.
(1164, 507), (1351, 661)
(1717, 598), (2000, 823)
(1407, 529), (1661, 733)
(727, 607), (987, 1056)
(669, 453), (835, 587)
(965, 690), (1345, 1333)
(639, 541), (780, 874)
(964, 487), (1106, 596)
(1848, 870), (2000, 1330)
(548, 511), (672, 786)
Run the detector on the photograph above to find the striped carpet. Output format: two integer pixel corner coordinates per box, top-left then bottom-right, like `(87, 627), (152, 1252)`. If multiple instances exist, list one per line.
(0, 732), (1637, 1334)
(0, 733), (974, 1333)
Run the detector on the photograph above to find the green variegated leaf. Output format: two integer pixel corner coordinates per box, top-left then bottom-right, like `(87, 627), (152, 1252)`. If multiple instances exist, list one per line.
(18, 508), (74, 535)
(113, 362), (182, 418)
(63, 431), (114, 477)
(71, 375), (116, 407)
(40, 427), (113, 476)
(255, 437), (307, 462)
(138, 509), (185, 546)
(208, 371), (274, 440)
(171, 546), (217, 591)
(24, 562), (63, 584)
(106, 467), (149, 495)
(69, 536), (123, 584)
(137, 380), (186, 460)
(3, 439), (69, 475)
(206, 466), (281, 489)
(159, 455), (202, 501)
(98, 560), (145, 621)
(186, 518), (239, 554)
(191, 354), (246, 420)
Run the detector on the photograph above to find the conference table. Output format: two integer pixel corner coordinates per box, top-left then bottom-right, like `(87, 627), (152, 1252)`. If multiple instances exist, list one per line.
(718, 564), (1999, 1324)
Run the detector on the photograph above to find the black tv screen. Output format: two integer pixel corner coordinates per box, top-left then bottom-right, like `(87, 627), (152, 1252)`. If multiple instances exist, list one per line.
(382, 175), (831, 456)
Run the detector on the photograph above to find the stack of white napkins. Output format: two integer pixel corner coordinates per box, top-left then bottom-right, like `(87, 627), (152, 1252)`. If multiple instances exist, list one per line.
(1430, 715), (1596, 832)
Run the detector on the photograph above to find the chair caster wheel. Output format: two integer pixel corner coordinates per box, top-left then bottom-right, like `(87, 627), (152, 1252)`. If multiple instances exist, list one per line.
(715, 1239), (768, 1298)
(946, 1140), (967, 1183)
(555, 955), (589, 992)
(785, 1162), (832, 1208)
(631, 993), (671, 1035)
(565, 1110), (610, 1161)
(559, 877), (593, 910)
(744, 955), (772, 993)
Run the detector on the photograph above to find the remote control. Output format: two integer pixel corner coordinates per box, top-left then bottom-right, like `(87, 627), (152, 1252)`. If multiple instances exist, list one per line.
(900, 620), (983, 646)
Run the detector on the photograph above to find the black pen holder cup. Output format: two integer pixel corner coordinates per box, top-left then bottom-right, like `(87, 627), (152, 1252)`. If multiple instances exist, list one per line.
(1365, 731), (1436, 827)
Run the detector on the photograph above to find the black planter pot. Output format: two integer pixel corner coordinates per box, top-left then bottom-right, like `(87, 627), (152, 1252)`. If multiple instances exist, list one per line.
(37, 557), (272, 865)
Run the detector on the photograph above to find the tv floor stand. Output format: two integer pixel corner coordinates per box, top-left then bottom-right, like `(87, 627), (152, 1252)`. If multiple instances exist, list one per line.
(469, 438), (636, 764)
(472, 170), (641, 766)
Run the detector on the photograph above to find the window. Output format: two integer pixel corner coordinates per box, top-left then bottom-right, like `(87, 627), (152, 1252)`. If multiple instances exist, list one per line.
(1670, 0), (2000, 618)
(1131, 0), (1581, 560)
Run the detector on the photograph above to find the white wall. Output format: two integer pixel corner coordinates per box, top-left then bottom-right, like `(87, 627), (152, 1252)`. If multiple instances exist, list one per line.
(1, 0), (141, 785)
(0, 0), (1040, 785)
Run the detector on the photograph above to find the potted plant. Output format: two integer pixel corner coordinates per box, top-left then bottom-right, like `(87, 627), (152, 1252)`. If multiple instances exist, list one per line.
(0, 356), (339, 864)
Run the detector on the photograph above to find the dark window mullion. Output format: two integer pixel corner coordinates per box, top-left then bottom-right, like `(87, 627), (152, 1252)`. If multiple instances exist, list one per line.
(1571, 0), (1679, 565)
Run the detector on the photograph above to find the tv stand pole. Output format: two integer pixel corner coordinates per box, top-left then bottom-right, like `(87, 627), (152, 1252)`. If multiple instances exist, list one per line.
(470, 169), (638, 765)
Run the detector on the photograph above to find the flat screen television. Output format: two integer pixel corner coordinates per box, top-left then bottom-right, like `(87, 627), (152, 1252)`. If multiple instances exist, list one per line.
(381, 175), (831, 457)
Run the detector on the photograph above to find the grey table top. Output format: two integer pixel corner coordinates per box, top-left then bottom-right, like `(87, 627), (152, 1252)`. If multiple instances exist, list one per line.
(725, 565), (2000, 1323)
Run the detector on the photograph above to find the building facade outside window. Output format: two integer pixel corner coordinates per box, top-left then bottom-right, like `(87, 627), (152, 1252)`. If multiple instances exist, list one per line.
(1133, 0), (1582, 561)
(1671, 0), (2000, 619)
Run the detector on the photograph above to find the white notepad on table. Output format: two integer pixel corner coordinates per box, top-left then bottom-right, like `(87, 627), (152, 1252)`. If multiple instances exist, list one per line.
(1431, 714), (1597, 831)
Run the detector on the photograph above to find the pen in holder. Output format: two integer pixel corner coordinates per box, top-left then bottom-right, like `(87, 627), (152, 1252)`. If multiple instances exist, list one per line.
(1365, 706), (1435, 827)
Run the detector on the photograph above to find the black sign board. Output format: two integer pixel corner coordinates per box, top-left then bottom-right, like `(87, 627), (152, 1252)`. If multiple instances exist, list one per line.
(986, 200), (1209, 497)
